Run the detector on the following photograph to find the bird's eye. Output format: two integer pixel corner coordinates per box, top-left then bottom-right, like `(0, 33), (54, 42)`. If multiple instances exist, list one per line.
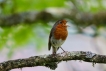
(59, 21), (62, 24)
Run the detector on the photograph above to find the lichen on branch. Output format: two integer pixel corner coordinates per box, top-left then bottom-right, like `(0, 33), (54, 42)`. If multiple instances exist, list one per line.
(0, 51), (106, 71)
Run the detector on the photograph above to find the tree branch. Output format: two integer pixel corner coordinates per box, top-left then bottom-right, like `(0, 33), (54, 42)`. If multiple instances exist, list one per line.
(0, 11), (54, 27)
(0, 9), (106, 27)
(0, 51), (106, 71)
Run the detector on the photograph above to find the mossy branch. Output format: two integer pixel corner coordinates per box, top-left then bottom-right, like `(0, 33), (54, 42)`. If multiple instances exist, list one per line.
(0, 51), (106, 71)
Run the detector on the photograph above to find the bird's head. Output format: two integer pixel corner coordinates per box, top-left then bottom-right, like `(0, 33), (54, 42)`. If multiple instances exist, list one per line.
(57, 19), (70, 27)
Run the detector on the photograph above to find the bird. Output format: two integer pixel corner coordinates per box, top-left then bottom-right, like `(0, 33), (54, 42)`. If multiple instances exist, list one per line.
(48, 19), (69, 55)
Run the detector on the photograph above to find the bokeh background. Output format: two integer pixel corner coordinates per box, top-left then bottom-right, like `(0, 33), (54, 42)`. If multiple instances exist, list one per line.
(0, 0), (106, 71)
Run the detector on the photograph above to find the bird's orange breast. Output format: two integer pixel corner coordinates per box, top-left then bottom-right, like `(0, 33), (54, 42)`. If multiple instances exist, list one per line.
(54, 24), (68, 40)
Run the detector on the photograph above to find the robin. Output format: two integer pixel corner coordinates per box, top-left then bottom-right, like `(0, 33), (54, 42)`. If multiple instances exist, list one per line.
(48, 19), (69, 55)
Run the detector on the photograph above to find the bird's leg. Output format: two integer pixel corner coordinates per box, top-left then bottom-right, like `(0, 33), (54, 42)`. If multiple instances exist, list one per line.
(52, 47), (57, 56)
(52, 52), (56, 56)
(60, 47), (68, 56)
(60, 47), (65, 52)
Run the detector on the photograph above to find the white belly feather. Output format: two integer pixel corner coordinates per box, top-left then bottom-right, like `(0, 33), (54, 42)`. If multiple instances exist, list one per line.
(51, 37), (65, 48)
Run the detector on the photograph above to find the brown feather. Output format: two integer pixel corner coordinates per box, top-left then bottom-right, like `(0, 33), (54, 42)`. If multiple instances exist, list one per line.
(54, 24), (68, 40)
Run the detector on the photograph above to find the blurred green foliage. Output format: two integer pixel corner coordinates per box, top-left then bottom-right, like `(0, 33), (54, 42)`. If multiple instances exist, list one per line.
(68, 0), (106, 13)
(1, 0), (65, 14)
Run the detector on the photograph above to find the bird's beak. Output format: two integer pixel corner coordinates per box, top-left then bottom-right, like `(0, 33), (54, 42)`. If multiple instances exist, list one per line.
(66, 23), (70, 27)
(66, 21), (70, 27)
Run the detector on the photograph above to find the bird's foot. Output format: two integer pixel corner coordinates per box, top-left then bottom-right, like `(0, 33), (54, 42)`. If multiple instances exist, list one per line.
(61, 51), (69, 57)
(60, 47), (69, 56)
(51, 53), (57, 58)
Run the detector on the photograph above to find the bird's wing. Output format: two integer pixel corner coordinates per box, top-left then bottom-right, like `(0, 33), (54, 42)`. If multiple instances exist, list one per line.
(48, 20), (61, 50)
(48, 28), (53, 50)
